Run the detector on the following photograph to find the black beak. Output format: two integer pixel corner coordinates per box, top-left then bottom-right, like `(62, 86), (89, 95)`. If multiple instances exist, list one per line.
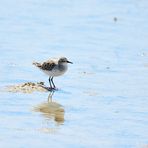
(67, 60), (73, 64)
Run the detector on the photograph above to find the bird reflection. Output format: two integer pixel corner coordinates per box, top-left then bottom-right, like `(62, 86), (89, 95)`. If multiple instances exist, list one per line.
(34, 90), (65, 124)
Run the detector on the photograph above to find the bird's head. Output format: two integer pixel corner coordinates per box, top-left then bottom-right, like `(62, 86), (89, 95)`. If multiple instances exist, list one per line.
(58, 57), (73, 64)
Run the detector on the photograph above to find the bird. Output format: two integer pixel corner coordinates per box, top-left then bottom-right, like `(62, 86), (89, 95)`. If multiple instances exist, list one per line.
(33, 57), (73, 89)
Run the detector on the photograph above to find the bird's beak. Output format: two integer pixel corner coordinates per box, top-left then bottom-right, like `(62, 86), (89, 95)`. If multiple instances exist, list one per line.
(67, 60), (73, 64)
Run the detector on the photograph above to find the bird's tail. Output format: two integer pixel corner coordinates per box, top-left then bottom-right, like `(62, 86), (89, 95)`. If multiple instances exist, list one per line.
(32, 62), (42, 68)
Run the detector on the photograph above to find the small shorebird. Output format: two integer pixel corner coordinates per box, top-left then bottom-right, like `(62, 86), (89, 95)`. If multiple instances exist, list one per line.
(33, 57), (73, 89)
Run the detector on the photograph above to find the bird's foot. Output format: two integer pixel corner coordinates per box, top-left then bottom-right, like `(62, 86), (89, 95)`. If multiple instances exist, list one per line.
(52, 87), (58, 91)
(46, 87), (58, 91)
(42, 87), (52, 91)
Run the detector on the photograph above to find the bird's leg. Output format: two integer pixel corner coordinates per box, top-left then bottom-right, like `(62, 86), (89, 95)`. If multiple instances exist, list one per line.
(51, 77), (56, 89)
(48, 77), (52, 89)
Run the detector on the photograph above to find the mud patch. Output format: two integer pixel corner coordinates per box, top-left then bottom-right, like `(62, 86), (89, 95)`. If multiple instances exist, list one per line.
(5, 82), (49, 93)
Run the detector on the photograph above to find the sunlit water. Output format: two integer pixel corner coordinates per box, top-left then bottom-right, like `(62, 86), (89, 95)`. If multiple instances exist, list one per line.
(0, 0), (148, 147)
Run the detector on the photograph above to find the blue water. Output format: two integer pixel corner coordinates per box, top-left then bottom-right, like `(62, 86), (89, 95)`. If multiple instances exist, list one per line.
(0, 0), (148, 147)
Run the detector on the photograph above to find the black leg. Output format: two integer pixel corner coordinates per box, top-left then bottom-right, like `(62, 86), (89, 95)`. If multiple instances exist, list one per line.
(48, 77), (52, 88)
(51, 77), (56, 88)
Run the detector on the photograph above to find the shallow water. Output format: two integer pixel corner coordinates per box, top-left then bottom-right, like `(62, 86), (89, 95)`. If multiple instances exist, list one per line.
(0, 0), (148, 147)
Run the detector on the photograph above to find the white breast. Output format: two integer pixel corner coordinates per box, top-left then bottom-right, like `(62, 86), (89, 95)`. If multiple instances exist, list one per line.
(42, 64), (68, 77)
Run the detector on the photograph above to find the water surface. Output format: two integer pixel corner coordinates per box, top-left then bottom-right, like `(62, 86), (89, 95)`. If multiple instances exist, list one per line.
(0, 0), (148, 147)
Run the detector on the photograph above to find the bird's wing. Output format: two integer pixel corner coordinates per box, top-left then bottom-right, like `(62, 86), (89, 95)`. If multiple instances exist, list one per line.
(41, 61), (56, 71)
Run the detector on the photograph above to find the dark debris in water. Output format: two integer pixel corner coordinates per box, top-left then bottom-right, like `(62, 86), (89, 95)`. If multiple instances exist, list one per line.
(113, 17), (118, 22)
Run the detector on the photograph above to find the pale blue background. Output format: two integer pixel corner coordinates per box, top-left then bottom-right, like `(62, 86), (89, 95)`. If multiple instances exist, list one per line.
(0, 0), (148, 147)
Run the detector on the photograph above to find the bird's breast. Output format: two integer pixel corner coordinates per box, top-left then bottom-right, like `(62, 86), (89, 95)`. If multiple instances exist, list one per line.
(42, 64), (68, 77)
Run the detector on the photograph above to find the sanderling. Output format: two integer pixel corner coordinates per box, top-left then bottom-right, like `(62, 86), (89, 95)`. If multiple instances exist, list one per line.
(33, 57), (73, 89)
